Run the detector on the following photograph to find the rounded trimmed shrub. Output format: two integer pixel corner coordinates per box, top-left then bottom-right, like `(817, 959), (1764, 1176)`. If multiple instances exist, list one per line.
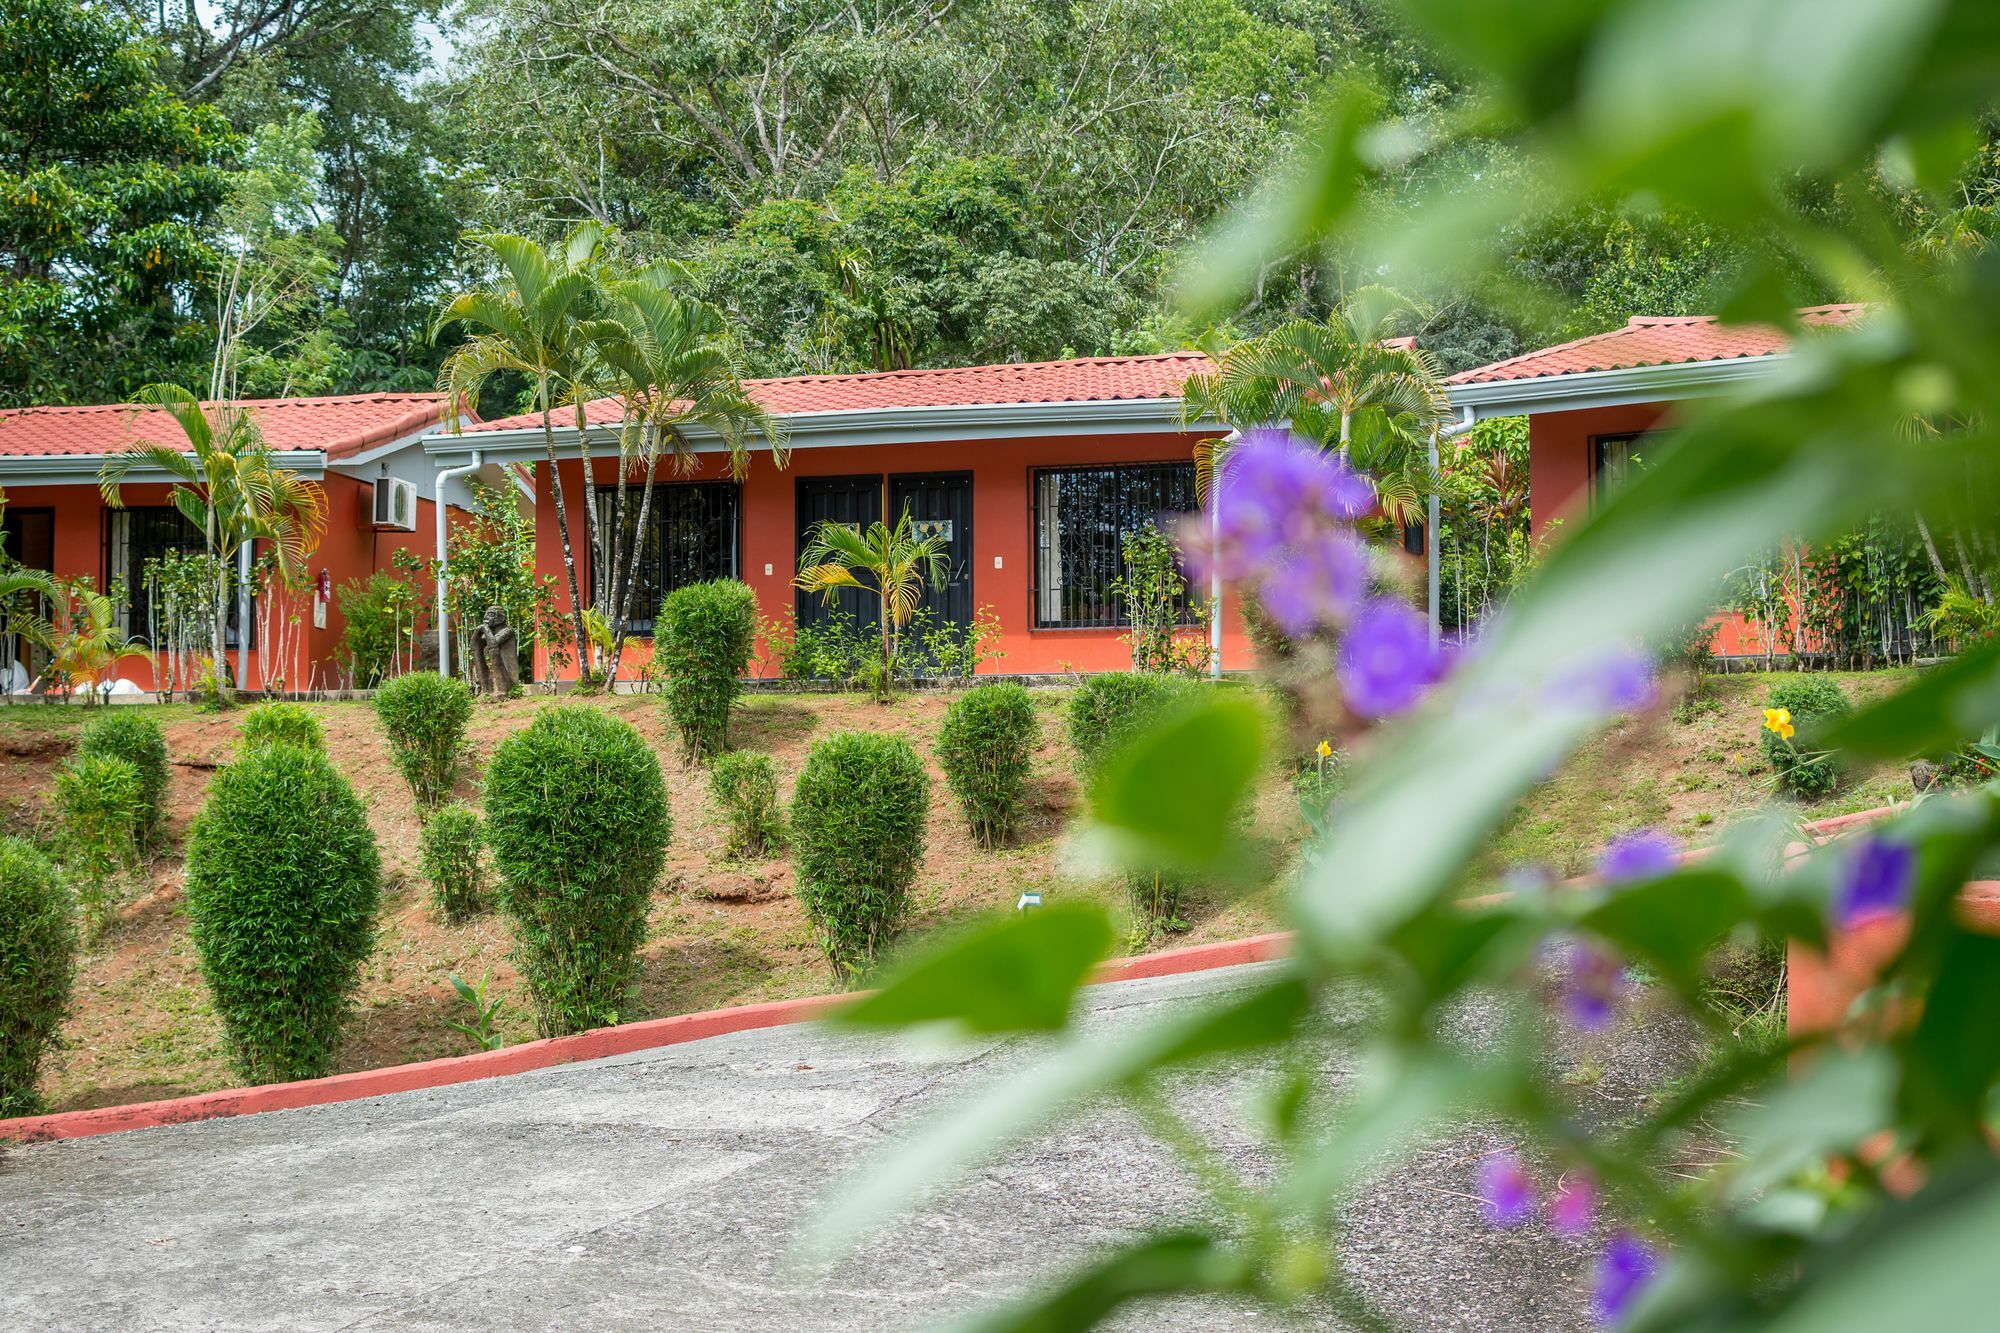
(0, 837), (78, 1117)
(484, 705), (673, 1036)
(239, 701), (325, 753)
(420, 801), (488, 922)
(184, 745), (381, 1084)
(54, 752), (144, 935)
(658, 579), (758, 761)
(937, 683), (1040, 848)
(77, 710), (168, 848)
(790, 732), (929, 982)
(1065, 672), (1201, 782)
(708, 751), (784, 858)
(373, 671), (474, 810)
(1761, 675), (1852, 799)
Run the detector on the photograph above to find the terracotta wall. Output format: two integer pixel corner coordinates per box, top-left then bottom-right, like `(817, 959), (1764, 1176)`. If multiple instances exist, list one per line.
(4, 474), (437, 692)
(531, 430), (1255, 680)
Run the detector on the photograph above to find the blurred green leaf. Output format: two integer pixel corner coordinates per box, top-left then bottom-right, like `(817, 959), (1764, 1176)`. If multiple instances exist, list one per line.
(1089, 696), (1265, 872)
(1721, 1048), (1895, 1203)
(835, 903), (1114, 1034)
(1580, 870), (1753, 994)
(949, 1232), (1253, 1332)
(1897, 928), (2000, 1148)
(1745, 1162), (2000, 1331)
(1824, 634), (2000, 759)
(806, 973), (1312, 1256)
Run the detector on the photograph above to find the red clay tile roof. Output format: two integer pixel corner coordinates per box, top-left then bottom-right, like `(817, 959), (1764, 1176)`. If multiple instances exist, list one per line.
(0, 393), (454, 462)
(464, 352), (1214, 434)
(1448, 304), (1864, 386)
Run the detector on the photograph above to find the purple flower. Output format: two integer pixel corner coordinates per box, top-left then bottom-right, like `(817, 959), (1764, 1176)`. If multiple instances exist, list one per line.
(1569, 648), (1658, 712)
(1835, 838), (1917, 929)
(1592, 1233), (1658, 1326)
(1257, 535), (1369, 636)
(1477, 1152), (1536, 1227)
(1562, 943), (1628, 1032)
(1597, 829), (1678, 884)
(1550, 1173), (1596, 1237)
(1338, 597), (1444, 717)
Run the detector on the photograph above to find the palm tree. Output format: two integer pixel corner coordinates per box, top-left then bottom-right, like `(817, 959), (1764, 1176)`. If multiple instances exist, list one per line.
(434, 225), (605, 678)
(46, 577), (152, 703)
(98, 385), (327, 704)
(1182, 287), (1451, 526)
(0, 563), (58, 684)
(795, 512), (948, 697)
(583, 263), (786, 683)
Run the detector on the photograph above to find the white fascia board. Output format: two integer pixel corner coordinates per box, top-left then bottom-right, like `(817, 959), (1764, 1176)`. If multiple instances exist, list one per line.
(1446, 355), (1784, 420)
(331, 414), (477, 472)
(0, 450), (327, 487)
(420, 397), (1222, 467)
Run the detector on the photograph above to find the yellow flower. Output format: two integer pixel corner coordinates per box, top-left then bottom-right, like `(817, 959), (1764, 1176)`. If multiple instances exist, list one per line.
(1762, 707), (1794, 740)
(1316, 739), (1333, 759)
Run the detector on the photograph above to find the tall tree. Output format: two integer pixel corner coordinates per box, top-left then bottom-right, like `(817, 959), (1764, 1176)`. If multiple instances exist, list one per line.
(1182, 288), (1451, 525)
(584, 264), (783, 682)
(0, 0), (239, 405)
(434, 226), (604, 676)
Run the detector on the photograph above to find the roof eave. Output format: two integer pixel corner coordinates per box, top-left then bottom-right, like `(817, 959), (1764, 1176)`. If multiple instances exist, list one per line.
(1446, 354), (1785, 419)
(421, 396), (1222, 465)
(0, 450), (328, 487)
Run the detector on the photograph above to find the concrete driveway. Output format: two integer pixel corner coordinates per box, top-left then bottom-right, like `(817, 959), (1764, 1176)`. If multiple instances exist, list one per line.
(0, 962), (1693, 1330)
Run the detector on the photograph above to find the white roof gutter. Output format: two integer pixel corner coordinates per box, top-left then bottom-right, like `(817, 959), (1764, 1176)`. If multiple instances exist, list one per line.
(1445, 354), (1786, 420)
(421, 396), (1225, 466)
(0, 450), (328, 486)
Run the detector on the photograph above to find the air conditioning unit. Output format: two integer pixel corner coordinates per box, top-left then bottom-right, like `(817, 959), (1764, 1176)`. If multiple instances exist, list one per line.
(372, 477), (419, 531)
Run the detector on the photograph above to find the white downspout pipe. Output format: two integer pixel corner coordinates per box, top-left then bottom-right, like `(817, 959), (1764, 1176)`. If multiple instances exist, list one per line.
(1208, 428), (1240, 679)
(434, 451), (484, 680)
(1429, 407), (1476, 648)
(236, 540), (253, 691)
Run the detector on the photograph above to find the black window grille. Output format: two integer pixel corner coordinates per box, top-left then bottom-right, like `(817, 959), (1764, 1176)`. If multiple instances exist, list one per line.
(1032, 462), (1199, 629)
(596, 482), (740, 635)
(108, 507), (251, 648)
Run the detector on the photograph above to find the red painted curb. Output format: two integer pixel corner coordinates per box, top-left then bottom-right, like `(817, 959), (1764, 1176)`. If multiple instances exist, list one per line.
(0, 932), (1297, 1145)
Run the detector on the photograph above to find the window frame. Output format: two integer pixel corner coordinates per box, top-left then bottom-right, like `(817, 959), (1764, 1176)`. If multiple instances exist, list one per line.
(592, 480), (743, 638)
(105, 505), (252, 649)
(1029, 459), (1201, 631)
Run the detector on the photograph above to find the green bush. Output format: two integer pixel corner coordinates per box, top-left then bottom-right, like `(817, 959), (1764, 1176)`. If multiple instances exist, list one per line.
(0, 837), (77, 1117)
(790, 732), (929, 982)
(1760, 675), (1853, 798)
(76, 711), (168, 848)
(708, 751), (784, 857)
(936, 683), (1040, 848)
(1066, 672), (1201, 782)
(373, 671), (474, 810)
(239, 701), (325, 753)
(337, 572), (418, 688)
(658, 579), (759, 761)
(420, 802), (488, 922)
(184, 745), (381, 1084)
(484, 705), (673, 1036)
(53, 752), (144, 934)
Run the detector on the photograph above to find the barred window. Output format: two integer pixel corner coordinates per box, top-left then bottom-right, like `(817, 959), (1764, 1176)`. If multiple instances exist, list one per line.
(1032, 462), (1199, 628)
(107, 507), (251, 648)
(595, 482), (740, 635)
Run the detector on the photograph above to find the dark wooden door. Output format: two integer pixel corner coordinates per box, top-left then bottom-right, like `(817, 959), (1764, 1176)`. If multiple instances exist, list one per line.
(888, 471), (974, 635)
(795, 474), (883, 633)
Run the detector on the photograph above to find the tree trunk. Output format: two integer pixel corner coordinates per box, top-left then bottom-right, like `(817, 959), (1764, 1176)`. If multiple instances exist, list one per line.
(576, 408), (603, 679)
(605, 421), (663, 685)
(540, 389), (591, 683)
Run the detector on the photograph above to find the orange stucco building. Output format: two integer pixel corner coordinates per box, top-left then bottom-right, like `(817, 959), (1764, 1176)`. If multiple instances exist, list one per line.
(430, 354), (1254, 681)
(0, 393), (507, 693)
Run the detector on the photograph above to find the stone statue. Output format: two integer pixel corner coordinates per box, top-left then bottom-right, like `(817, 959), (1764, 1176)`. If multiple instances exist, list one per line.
(474, 605), (521, 697)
